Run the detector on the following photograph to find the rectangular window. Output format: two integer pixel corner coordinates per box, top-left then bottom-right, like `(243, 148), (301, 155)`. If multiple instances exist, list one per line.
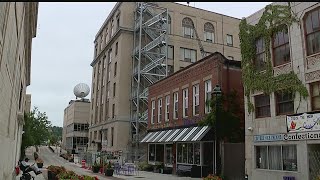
(205, 80), (212, 114)
(111, 19), (114, 37)
(165, 96), (170, 121)
(254, 94), (271, 118)
(254, 37), (266, 71)
(180, 48), (197, 63)
(183, 27), (194, 38)
(173, 92), (178, 119)
(158, 98), (162, 123)
(275, 91), (294, 115)
(273, 29), (290, 66)
(311, 81), (320, 110)
(113, 83), (116, 97)
(305, 8), (320, 56)
(193, 84), (200, 115)
(256, 145), (297, 171)
(168, 45), (174, 59)
(115, 42), (118, 56)
(105, 28), (108, 43)
(108, 66), (111, 82)
(116, 16), (120, 30)
(114, 62), (117, 76)
(183, 88), (188, 117)
(108, 49), (112, 63)
(204, 31), (214, 43)
(111, 127), (114, 146)
(112, 104), (115, 118)
(226, 34), (233, 46)
(151, 101), (155, 124)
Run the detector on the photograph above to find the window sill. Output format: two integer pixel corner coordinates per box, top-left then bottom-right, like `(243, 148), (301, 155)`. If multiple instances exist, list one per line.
(273, 62), (291, 68)
(255, 115), (271, 119)
(255, 168), (298, 173)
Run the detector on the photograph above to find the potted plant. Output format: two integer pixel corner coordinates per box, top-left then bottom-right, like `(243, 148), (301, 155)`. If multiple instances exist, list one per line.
(92, 162), (101, 173)
(47, 165), (66, 180)
(104, 161), (114, 176)
(203, 174), (223, 180)
(36, 158), (44, 168)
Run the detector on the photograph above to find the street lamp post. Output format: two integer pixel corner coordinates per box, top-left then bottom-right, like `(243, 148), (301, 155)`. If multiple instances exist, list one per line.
(213, 84), (222, 176)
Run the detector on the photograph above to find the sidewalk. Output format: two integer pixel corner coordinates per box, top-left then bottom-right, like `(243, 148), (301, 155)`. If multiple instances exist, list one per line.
(16, 146), (46, 180)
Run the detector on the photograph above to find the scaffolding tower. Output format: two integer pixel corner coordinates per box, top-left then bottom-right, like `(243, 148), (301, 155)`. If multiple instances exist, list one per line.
(130, 2), (169, 160)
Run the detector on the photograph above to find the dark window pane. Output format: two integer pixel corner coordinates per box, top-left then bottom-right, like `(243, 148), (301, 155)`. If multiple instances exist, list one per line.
(305, 13), (313, 34)
(311, 10), (320, 31)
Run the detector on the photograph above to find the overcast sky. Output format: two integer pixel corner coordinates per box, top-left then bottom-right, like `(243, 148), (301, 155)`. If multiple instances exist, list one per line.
(27, 2), (271, 127)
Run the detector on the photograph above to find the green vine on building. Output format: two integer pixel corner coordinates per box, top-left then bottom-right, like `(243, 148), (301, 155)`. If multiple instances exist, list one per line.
(239, 4), (308, 113)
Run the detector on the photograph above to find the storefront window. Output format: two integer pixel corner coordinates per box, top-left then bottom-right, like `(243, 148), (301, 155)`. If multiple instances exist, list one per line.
(182, 143), (188, 163)
(282, 145), (297, 171)
(187, 143), (194, 164)
(194, 143), (200, 165)
(149, 144), (155, 161)
(165, 144), (173, 165)
(177, 143), (183, 163)
(256, 145), (297, 171)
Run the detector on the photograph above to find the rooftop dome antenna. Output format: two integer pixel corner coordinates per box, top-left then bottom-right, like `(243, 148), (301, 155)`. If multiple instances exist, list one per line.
(73, 83), (90, 100)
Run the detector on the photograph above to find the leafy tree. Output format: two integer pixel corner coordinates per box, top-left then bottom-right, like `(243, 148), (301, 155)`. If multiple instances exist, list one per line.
(199, 89), (244, 142)
(21, 107), (52, 158)
(198, 89), (244, 176)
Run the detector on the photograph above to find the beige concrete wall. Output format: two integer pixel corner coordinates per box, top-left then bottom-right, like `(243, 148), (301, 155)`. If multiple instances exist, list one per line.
(88, 2), (242, 154)
(244, 2), (320, 180)
(0, 2), (38, 179)
(62, 100), (90, 149)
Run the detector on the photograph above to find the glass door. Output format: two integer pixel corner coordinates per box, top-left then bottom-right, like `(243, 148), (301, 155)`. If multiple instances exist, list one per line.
(166, 144), (173, 166)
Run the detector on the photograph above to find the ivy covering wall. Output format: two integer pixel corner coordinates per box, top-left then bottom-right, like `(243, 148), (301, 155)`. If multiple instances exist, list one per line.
(239, 4), (308, 113)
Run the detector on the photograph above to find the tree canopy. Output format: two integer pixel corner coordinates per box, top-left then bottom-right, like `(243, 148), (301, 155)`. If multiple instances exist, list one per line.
(21, 107), (52, 158)
(199, 90), (244, 143)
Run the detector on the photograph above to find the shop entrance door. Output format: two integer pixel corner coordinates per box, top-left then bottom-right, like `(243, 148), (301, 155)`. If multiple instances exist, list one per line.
(165, 145), (173, 166)
(308, 144), (320, 180)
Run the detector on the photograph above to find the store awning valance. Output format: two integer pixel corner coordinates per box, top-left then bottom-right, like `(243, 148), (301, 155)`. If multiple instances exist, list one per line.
(140, 126), (211, 143)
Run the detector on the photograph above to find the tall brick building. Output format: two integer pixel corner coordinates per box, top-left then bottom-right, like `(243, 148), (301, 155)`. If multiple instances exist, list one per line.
(141, 52), (244, 177)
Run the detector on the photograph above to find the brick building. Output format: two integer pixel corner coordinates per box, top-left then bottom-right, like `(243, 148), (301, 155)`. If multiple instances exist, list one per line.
(140, 52), (244, 177)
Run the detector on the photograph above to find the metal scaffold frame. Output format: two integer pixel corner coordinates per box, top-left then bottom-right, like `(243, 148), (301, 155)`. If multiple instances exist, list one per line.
(130, 2), (168, 160)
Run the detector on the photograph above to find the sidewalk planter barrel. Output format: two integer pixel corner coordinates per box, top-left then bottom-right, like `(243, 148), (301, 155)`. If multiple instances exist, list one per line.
(47, 170), (58, 180)
(104, 169), (114, 176)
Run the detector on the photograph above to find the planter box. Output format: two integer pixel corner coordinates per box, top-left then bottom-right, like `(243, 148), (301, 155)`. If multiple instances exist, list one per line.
(47, 170), (58, 180)
(104, 169), (114, 176)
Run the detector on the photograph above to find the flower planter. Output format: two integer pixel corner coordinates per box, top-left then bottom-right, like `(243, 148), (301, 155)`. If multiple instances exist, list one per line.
(47, 170), (58, 180)
(92, 166), (100, 173)
(104, 169), (114, 176)
(37, 163), (43, 168)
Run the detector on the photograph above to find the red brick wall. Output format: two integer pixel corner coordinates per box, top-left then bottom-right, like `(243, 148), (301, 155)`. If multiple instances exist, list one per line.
(148, 53), (244, 130)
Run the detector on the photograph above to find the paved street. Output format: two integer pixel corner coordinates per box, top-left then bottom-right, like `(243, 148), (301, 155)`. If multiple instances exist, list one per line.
(18, 146), (202, 180)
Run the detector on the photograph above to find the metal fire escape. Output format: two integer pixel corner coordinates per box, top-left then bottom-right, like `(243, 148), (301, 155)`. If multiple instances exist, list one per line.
(131, 2), (169, 160)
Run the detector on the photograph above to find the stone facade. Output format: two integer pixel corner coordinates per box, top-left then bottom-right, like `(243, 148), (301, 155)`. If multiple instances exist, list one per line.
(88, 2), (242, 158)
(0, 2), (38, 179)
(244, 2), (320, 180)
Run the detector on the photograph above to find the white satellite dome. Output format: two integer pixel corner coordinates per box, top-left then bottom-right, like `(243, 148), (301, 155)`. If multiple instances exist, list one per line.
(73, 83), (90, 98)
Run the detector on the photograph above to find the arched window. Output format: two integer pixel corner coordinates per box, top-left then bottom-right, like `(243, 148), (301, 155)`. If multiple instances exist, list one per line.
(304, 8), (320, 56)
(182, 17), (194, 38)
(272, 26), (290, 66)
(168, 15), (171, 34)
(204, 22), (214, 43)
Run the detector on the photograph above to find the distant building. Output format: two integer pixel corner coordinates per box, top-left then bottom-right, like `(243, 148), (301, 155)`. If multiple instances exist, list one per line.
(88, 2), (242, 160)
(62, 99), (90, 153)
(0, 2), (38, 179)
(243, 2), (320, 180)
(141, 52), (244, 177)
